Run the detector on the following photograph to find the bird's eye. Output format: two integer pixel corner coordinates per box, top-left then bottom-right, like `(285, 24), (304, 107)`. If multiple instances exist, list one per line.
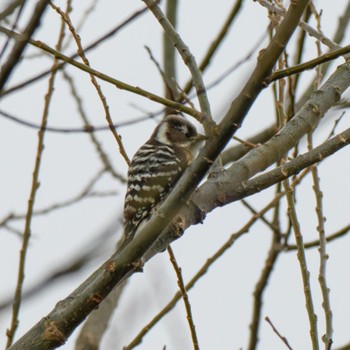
(174, 123), (187, 134)
(185, 127), (196, 138)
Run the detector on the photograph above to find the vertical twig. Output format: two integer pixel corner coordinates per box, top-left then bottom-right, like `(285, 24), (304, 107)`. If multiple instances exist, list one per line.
(181, 0), (243, 97)
(247, 233), (281, 350)
(163, 0), (178, 104)
(5, 1), (69, 347)
(142, 0), (214, 132)
(308, 5), (333, 348)
(295, 1), (350, 111)
(283, 179), (319, 350)
(311, 160), (333, 350)
(167, 245), (200, 350)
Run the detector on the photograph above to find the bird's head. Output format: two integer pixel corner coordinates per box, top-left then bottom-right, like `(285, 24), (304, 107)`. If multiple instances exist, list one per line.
(153, 114), (206, 149)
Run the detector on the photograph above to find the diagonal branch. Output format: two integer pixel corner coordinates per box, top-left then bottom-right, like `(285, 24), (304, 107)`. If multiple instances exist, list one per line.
(0, 26), (200, 119)
(267, 44), (350, 84)
(0, 0), (49, 90)
(0, 4), (151, 97)
(194, 61), (350, 216)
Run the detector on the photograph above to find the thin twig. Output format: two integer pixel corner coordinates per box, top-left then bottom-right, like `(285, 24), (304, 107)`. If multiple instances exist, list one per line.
(266, 44), (350, 84)
(326, 112), (345, 140)
(0, 0), (25, 21)
(62, 0), (98, 51)
(0, 26), (201, 119)
(167, 246), (199, 350)
(232, 136), (259, 149)
(174, 80), (196, 111)
(283, 178), (319, 350)
(0, 108), (157, 133)
(0, 0), (26, 60)
(1, 4), (151, 97)
(308, 141), (333, 350)
(248, 232), (282, 350)
(163, 0), (178, 104)
(265, 316), (294, 350)
(142, 0), (214, 131)
(257, 0), (339, 50)
(62, 70), (125, 180)
(5, 2), (68, 346)
(0, 168), (114, 227)
(285, 223), (350, 251)
(248, 27), (288, 348)
(307, 9), (333, 343)
(145, 45), (175, 102)
(241, 199), (275, 231)
(296, 1), (350, 111)
(181, 0), (243, 96)
(49, 2), (130, 165)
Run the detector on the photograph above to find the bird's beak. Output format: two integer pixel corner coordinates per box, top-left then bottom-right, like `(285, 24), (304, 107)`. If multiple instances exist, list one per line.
(193, 133), (207, 143)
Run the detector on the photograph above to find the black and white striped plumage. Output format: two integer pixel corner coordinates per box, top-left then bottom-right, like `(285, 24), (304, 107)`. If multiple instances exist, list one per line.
(121, 114), (205, 250)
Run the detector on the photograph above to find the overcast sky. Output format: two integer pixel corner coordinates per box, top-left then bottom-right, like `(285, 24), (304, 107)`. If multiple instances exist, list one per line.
(1, 1), (350, 349)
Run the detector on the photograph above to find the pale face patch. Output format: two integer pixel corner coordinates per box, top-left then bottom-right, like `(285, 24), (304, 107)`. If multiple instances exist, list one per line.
(155, 123), (171, 145)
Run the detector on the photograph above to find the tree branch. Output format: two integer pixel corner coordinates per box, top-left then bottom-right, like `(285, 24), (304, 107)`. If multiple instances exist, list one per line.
(0, 0), (49, 90)
(0, 5), (151, 97)
(0, 26), (200, 119)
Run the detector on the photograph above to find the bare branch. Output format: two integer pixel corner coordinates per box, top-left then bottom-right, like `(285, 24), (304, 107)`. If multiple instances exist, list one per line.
(0, 0), (49, 90)
(167, 246), (199, 350)
(265, 316), (294, 350)
(0, 26), (201, 119)
(267, 44), (350, 84)
(283, 178), (319, 349)
(162, 0), (178, 104)
(286, 224), (350, 251)
(248, 231), (282, 350)
(257, 0), (339, 50)
(1, 5), (151, 97)
(5, 5), (67, 347)
(181, 0), (244, 97)
(142, 0), (214, 129)
(49, 2), (130, 165)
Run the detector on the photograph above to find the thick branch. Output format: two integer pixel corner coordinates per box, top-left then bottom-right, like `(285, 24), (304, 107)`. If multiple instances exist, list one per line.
(221, 125), (277, 165)
(195, 61), (350, 215)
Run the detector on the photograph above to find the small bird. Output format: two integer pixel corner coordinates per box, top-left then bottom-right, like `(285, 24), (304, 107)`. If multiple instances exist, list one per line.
(120, 114), (205, 251)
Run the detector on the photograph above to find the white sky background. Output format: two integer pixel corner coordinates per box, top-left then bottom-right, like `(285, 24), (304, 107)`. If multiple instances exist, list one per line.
(1, 1), (350, 349)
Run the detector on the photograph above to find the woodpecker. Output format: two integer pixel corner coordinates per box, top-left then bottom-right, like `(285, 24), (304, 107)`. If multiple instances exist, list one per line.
(121, 114), (205, 251)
